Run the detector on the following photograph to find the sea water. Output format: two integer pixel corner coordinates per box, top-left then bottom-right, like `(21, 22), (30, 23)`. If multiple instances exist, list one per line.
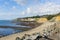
(0, 20), (23, 37)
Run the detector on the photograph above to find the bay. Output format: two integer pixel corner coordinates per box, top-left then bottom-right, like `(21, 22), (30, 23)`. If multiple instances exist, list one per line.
(0, 20), (24, 37)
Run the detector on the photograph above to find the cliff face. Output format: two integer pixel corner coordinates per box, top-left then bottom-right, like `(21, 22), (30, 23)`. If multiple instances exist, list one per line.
(37, 17), (48, 23)
(14, 13), (60, 22)
(0, 21), (60, 40)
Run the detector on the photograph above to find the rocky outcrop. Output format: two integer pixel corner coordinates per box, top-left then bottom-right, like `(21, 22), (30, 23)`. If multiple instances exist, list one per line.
(0, 21), (60, 40)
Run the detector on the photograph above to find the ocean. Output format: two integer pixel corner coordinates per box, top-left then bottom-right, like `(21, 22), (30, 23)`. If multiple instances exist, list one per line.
(0, 20), (24, 37)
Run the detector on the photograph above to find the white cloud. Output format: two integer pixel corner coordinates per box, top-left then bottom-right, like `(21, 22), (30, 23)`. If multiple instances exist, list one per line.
(0, 12), (21, 20)
(13, 0), (40, 6)
(26, 8), (31, 14)
(11, 6), (20, 12)
(21, 11), (25, 15)
(22, 2), (60, 16)
(13, 0), (27, 6)
(12, 6), (17, 10)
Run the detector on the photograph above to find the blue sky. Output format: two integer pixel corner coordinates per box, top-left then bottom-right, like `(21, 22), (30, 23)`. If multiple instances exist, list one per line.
(0, 0), (60, 20)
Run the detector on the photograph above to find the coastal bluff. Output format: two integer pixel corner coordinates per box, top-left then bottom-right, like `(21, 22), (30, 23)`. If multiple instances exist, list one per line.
(0, 21), (60, 40)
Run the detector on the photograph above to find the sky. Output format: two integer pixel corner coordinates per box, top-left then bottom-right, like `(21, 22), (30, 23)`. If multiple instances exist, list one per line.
(0, 0), (60, 20)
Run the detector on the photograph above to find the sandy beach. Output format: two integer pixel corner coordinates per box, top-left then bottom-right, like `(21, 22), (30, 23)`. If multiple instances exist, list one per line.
(0, 21), (60, 40)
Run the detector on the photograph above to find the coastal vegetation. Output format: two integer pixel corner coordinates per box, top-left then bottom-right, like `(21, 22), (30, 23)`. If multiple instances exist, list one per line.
(15, 12), (60, 22)
(13, 12), (60, 28)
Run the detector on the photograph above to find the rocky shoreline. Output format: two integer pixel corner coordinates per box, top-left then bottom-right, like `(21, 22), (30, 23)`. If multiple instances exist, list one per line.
(0, 26), (32, 38)
(0, 26), (32, 31)
(0, 21), (60, 40)
(16, 21), (42, 28)
(15, 32), (53, 40)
